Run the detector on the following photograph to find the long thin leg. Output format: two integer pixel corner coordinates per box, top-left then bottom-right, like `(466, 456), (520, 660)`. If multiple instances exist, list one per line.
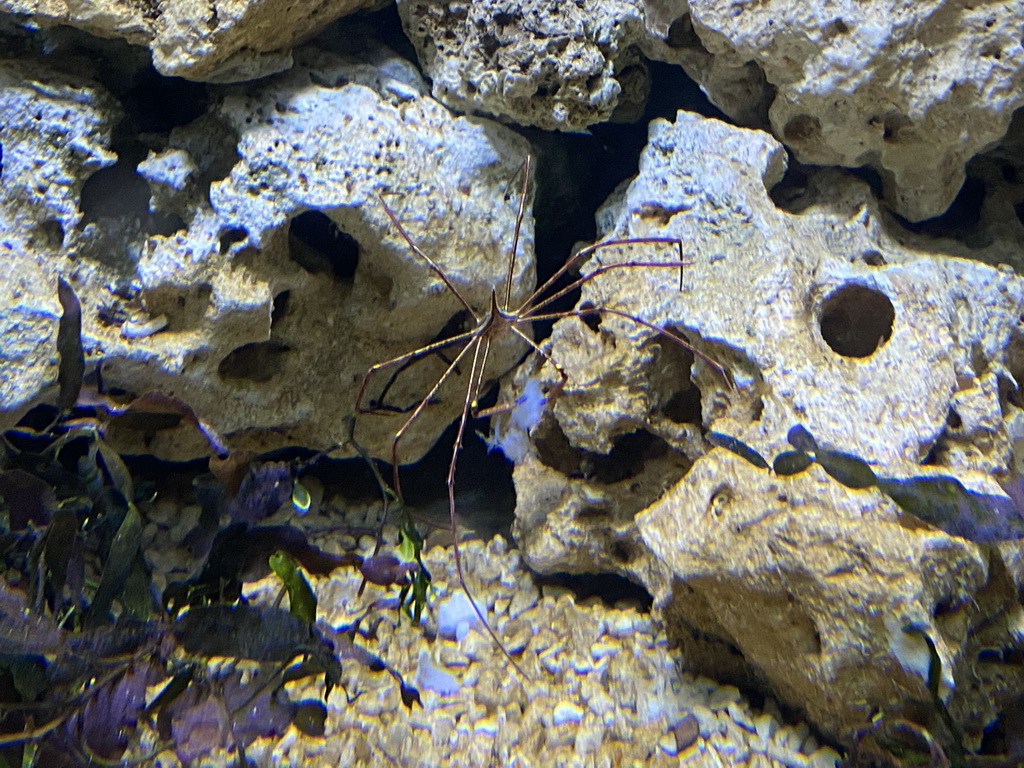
(355, 328), (479, 415)
(379, 196), (480, 320)
(387, 337), (481, 502)
(514, 237), (686, 316)
(446, 335), (528, 678)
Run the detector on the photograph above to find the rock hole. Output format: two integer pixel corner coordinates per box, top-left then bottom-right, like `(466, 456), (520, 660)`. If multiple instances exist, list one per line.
(271, 290), (290, 327)
(288, 211), (359, 280)
(38, 219), (65, 249)
(861, 250), (886, 266)
(123, 67), (209, 133)
(218, 340), (290, 383)
(818, 283), (894, 358)
(219, 227), (248, 254)
(609, 537), (640, 566)
(667, 15), (701, 48)
(534, 571), (652, 610)
(578, 302), (602, 333)
(585, 430), (668, 484)
(882, 111), (913, 143)
(79, 156), (150, 225)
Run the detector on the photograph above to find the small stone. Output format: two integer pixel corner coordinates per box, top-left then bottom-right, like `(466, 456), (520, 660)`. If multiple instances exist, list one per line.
(574, 724), (605, 755)
(552, 702), (585, 726)
(808, 746), (842, 768)
(707, 685), (741, 710)
(690, 705), (718, 738)
(674, 714), (700, 752)
(727, 701), (755, 732)
(658, 732), (679, 756)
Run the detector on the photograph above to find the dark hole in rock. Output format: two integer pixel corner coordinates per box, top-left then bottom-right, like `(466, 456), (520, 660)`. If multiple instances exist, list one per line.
(219, 227), (248, 254)
(534, 571), (652, 610)
(608, 537), (640, 565)
(79, 157), (150, 225)
(585, 430), (668, 484)
(861, 249), (886, 266)
(271, 291), (290, 326)
(124, 66), (209, 133)
(288, 211), (359, 280)
(946, 408), (963, 429)
(818, 283), (894, 358)
(662, 386), (701, 424)
(667, 15), (701, 48)
(149, 212), (186, 237)
(893, 176), (987, 245)
(38, 219), (65, 248)
(218, 340), (290, 383)
(1015, 201), (1024, 228)
(578, 302), (601, 332)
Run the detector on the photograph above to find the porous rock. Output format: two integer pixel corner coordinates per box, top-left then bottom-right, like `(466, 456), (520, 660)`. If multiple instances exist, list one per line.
(499, 111), (1024, 737)
(1, 46), (535, 464)
(397, 0), (650, 131)
(0, 58), (120, 418)
(685, 0), (1024, 221)
(0, 0), (385, 82)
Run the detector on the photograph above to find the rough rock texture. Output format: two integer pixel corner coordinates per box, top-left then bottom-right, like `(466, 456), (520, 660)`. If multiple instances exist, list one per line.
(0, 47), (535, 464)
(397, 0), (650, 131)
(638, 450), (1020, 742)
(0, 58), (120, 419)
(685, 0), (1024, 221)
(497, 111), (1024, 737)
(0, 0), (384, 81)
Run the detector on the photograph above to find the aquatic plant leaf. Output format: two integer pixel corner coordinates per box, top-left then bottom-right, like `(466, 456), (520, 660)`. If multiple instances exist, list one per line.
(41, 507), (78, 602)
(8, 656), (46, 702)
(173, 604), (314, 663)
(269, 550), (317, 626)
(773, 451), (814, 476)
(56, 279), (84, 413)
(707, 432), (769, 469)
(86, 502), (142, 624)
(877, 476), (1024, 543)
(816, 449), (878, 490)
(105, 391), (229, 456)
(292, 480), (311, 514)
(787, 425), (818, 453)
(360, 554), (418, 587)
(0, 469), (56, 530)
(145, 666), (194, 715)
(227, 462), (292, 524)
(92, 437), (133, 505)
(292, 700), (327, 737)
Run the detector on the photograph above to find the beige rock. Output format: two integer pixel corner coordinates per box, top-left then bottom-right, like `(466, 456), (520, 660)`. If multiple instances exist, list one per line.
(686, 0), (1024, 221)
(0, 0), (386, 81)
(0, 47), (535, 465)
(397, 0), (649, 131)
(497, 110), (1024, 739)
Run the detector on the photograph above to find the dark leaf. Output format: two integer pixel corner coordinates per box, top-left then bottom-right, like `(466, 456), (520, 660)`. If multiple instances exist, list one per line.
(0, 469), (56, 530)
(105, 391), (229, 456)
(786, 425), (818, 453)
(173, 604), (313, 663)
(878, 476), (1024, 543)
(707, 432), (769, 469)
(291, 700), (327, 737)
(772, 451), (814, 476)
(227, 462), (292, 524)
(93, 437), (133, 505)
(56, 279), (84, 413)
(400, 681), (422, 709)
(86, 502), (142, 624)
(41, 507), (79, 602)
(360, 554), (418, 587)
(816, 449), (878, 490)
(9, 655), (46, 702)
(145, 666), (194, 714)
